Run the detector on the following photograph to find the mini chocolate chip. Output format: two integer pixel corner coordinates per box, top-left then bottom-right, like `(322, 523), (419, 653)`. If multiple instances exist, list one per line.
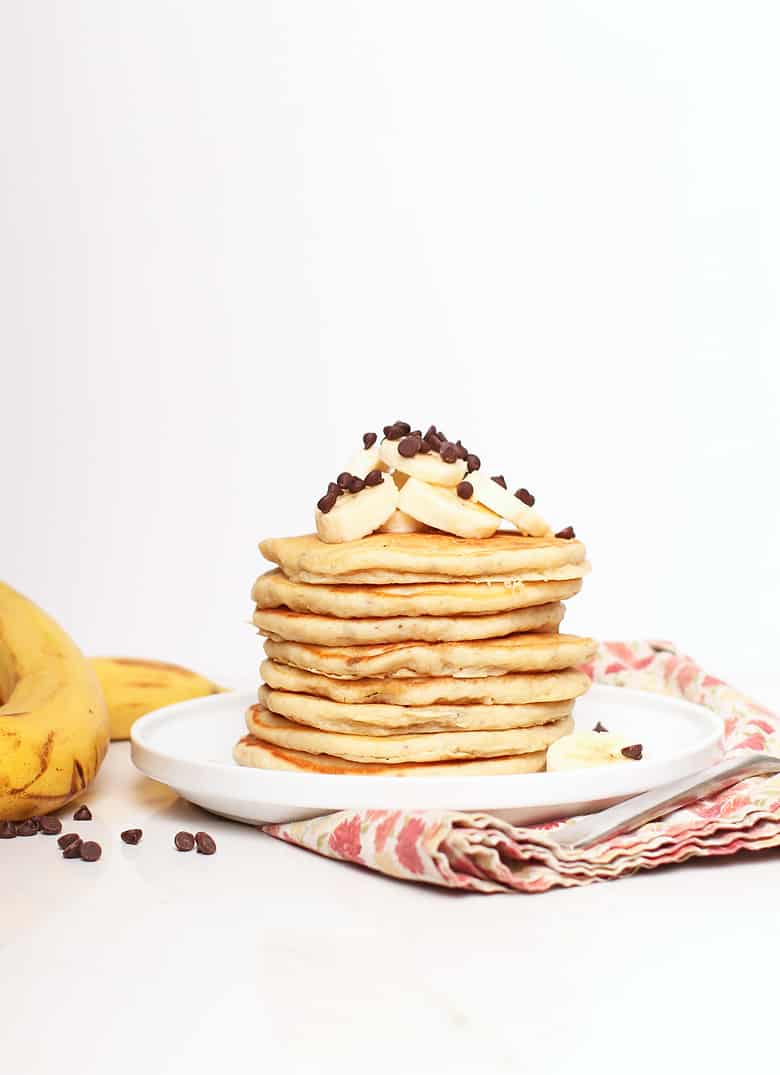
(454, 441), (468, 460)
(327, 481), (342, 497)
(424, 425), (438, 440)
(398, 435), (421, 458)
(593, 722), (609, 734)
(514, 487), (535, 506)
(456, 481), (474, 499)
(347, 476), (365, 493)
(58, 832), (81, 850)
(383, 421), (410, 440)
(440, 442), (459, 463)
(364, 469), (383, 487)
(15, 819), (39, 837)
(0, 821), (16, 839)
(121, 829), (143, 845)
(621, 744), (643, 761)
(410, 429), (422, 438)
(394, 421), (411, 436)
(555, 526), (576, 540)
(39, 817), (62, 836)
(317, 492), (338, 513)
(362, 432), (377, 449)
(423, 434), (441, 452)
(418, 439), (431, 454)
(62, 838), (83, 859)
(465, 453), (481, 472)
(175, 831), (195, 852)
(491, 475), (507, 489)
(73, 805), (92, 821)
(195, 831), (217, 856)
(80, 840), (102, 862)
(337, 472), (353, 490)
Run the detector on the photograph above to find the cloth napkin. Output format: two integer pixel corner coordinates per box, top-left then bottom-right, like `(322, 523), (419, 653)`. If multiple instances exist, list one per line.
(263, 641), (780, 893)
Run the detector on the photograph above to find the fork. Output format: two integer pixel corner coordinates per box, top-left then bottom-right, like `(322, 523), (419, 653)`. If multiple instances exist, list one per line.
(555, 752), (780, 849)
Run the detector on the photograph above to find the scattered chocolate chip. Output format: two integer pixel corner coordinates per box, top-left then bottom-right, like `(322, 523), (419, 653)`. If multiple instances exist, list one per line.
(440, 442), (459, 463)
(317, 491), (338, 514)
(465, 453), (481, 472)
(593, 722), (609, 734)
(175, 831), (195, 852)
(364, 469), (383, 487)
(456, 481), (474, 499)
(15, 819), (39, 837)
(621, 744), (643, 761)
(39, 817), (62, 836)
(62, 838), (83, 859)
(398, 435), (421, 458)
(195, 831), (217, 856)
(121, 829), (143, 845)
(347, 475), (365, 493)
(0, 821), (16, 839)
(453, 441), (468, 460)
(58, 832), (81, 850)
(514, 487), (535, 506)
(362, 432), (377, 449)
(80, 840), (102, 862)
(73, 805), (92, 821)
(491, 475), (507, 489)
(555, 526), (576, 540)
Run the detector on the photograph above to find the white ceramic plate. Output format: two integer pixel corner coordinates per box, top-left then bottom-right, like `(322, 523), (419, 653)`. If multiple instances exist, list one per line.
(130, 686), (724, 826)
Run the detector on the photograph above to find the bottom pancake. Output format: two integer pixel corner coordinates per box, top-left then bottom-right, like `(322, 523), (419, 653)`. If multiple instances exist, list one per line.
(234, 735), (548, 777)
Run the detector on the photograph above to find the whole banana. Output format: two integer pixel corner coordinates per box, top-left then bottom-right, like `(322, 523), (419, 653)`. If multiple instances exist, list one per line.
(91, 657), (224, 740)
(0, 582), (110, 821)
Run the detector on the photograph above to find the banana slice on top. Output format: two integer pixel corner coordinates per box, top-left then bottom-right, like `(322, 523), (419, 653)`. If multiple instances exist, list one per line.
(316, 475), (398, 543)
(380, 438), (467, 487)
(346, 441), (388, 479)
(546, 730), (640, 772)
(469, 472), (552, 537)
(398, 477), (500, 538)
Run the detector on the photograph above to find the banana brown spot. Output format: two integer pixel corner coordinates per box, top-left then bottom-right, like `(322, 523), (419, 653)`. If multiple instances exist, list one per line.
(8, 730), (55, 795)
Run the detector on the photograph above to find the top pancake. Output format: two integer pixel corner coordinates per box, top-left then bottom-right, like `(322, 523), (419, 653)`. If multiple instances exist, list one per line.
(260, 532), (586, 582)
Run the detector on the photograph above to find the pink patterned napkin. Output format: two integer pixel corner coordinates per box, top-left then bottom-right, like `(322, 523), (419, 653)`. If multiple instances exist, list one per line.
(263, 642), (780, 892)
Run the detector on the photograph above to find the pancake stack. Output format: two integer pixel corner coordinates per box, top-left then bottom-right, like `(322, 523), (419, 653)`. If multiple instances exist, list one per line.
(234, 532), (596, 777)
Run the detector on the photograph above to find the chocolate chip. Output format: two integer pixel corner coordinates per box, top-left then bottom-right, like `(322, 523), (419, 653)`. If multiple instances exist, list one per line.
(621, 744), (643, 761)
(58, 832), (81, 850)
(364, 469), (383, 487)
(453, 440), (468, 460)
(317, 491), (338, 513)
(73, 805), (92, 821)
(62, 838), (83, 859)
(424, 425), (438, 440)
(195, 831), (217, 856)
(327, 481), (342, 497)
(0, 821), (16, 839)
(121, 829), (143, 845)
(80, 840), (102, 862)
(555, 526), (576, 540)
(593, 722), (608, 734)
(175, 831), (195, 852)
(347, 476), (365, 493)
(440, 442), (459, 463)
(362, 432), (377, 449)
(491, 475), (507, 489)
(15, 819), (39, 837)
(465, 453), (481, 472)
(398, 435), (421, 458)
(383, 421), (410, 440)
(417, 440), (431, 454)
(456, 481), (474, 499)
(514, 487), (535, 506)
(39, 817), (62, 836)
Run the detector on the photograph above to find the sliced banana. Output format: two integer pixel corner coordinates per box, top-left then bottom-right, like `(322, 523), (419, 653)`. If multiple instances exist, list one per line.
(380, 438), (466, 487)
(546, 730), (637, 772)
(398, 476), (500, 539)
(469, 471), (552, 537)
(346, 442), (388, 479)
(316, 477), (398, 543)
(379, 509), (429, 533)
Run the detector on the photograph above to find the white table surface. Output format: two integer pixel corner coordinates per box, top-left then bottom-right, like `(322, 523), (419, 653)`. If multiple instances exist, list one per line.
(4, 717), (779, 1075)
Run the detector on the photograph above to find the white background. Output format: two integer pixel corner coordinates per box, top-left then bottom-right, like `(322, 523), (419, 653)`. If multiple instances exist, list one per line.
(2, 5), (780, 1074)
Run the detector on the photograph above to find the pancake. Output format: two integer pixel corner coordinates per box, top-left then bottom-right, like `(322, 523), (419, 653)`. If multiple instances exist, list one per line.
(253, 570), (582, 618)
(261, 661), (590, 706)
(264, 631), (596, 679)
(254, 689), (574, 733)
(289, 561), (591, 585)
(233, 735), (548, 777)
(253, 602), (565, 645)
(260, 531), (586, 580)
(245, 704), (574, 762)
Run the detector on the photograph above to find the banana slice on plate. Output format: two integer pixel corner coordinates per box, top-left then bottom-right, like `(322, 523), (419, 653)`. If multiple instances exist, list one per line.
(379, 509), (429, 534)
(316, 475), (398, 543)
(346, 441), (388, 479)
(398, 477), (500, 538)
(469, 472), (552, 537)
(546, 730), (640, 772)
(380, 438), (467, 487)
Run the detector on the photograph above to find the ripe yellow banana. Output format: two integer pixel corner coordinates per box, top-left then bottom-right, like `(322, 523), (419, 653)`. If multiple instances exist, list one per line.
(0, 582), (110, 821)
(90, 657), (225, 740)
